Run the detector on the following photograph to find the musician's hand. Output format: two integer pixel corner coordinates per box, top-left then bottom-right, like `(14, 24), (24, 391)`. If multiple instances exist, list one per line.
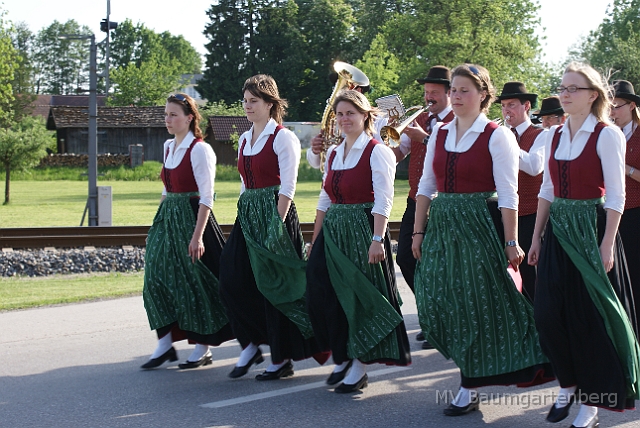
(311, 133), (324, 155)
(402, 121), (429, 142)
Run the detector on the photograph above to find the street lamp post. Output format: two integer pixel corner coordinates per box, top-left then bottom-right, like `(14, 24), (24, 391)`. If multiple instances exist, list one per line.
(61, 34), (98, 226)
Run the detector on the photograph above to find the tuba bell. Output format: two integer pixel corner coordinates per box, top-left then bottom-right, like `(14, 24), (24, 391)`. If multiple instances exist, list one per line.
(319, 61), (370, 172)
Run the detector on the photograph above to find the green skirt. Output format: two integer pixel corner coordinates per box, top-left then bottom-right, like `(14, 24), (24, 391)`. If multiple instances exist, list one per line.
(415, 192), (548, 379)
(237, 186), (314, 339)
(321, 203), (405, 362)
(143, 192), (228, 335)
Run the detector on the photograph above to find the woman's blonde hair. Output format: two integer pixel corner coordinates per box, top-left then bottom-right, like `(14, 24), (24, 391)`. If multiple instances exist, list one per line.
(564, 62), (613, 124)
(242, 74), (288, 124)
(331, 90), (381, 137)
(451, 64), (495, 114)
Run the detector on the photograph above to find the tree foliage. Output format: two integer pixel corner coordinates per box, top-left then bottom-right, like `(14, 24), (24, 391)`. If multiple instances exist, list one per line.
(199, 0), (548, 121)
(108, 58), (182, 106)
(31, 20), (92, 95)
(583, 0), (640, 89)
(0, 116), (55, 204)
(0, 9), (19, 127)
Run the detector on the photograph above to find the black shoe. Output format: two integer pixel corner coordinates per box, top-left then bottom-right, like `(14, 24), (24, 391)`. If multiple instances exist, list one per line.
(326, 360), (353, 385)
(422, 340), (434, 350)
(335, 374), (368, 393)
(546, 395), (575, 423)
(443, 399), (480, 416)
(228, 349), (264, 379)
(140, 347), (178, 369)
(255, 361), (294, 381)
(178, 352), (213, 369)
(570, 414), (599, 428)
(416, 331), (425, 341)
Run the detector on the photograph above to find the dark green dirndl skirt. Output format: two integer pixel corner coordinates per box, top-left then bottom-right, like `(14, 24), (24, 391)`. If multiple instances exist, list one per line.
(143, 192), (229, 339)
(415, 192), (552, 386)
(306, 203), (411, 366)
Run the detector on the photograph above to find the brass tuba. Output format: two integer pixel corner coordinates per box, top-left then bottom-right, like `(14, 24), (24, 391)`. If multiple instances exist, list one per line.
(319, 61), (370, 171)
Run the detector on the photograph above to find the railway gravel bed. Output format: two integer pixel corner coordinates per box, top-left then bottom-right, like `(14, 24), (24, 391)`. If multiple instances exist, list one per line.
(0, 247), (145, 277)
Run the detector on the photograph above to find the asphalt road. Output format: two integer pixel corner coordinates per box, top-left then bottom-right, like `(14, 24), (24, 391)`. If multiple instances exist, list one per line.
(2, 268), (638, 428)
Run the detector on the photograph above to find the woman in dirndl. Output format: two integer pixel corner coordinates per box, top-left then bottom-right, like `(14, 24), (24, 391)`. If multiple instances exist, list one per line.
(609, 79), (640, 335)
(529, 63), (639, 428)
(306, 90), (411, 393)
(411, 64), (555, 416)
(219, 74), (328, 381)
(141, 93), (233, 370)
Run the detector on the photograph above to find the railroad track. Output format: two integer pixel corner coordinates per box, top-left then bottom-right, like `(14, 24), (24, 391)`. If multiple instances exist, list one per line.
(0, 222), (402, 250)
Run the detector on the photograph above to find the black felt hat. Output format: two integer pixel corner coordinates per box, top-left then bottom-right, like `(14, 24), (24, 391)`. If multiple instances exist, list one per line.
(496, 81), (538, 106)
(416, 66), (451, 85)
(536, 96), (564, 117)
(613, 80), (640, 105)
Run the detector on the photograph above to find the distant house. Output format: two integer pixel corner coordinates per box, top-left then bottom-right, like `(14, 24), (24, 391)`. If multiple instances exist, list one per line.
(178, 74), (206, 105)
(31, 94), (107, 119)
(205, 116), (251, 165)
(46, 106), (171, 162)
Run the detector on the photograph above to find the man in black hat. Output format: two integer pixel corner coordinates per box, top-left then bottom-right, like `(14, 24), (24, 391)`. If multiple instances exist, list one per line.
(532, 96), (566, 129)
(496, 81), (547, 302)
(392, 65), (454, 349)
(610, 80), (640, 334)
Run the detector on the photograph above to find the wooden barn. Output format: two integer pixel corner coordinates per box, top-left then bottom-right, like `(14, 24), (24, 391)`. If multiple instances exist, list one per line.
(46, 106), (171, 162)
(205, 116), (252, 165)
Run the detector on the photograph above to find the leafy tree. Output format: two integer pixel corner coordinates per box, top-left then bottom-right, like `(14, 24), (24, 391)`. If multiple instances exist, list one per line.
(108, 58), (182, 106)
(378, 0), (546, 109)
(0, 9), (18, 127)
(583, 0), (640, 89)
(9, 22), (36, 123)
(355, 33), (401, 104)
(32, 20), (92, 95)
(199, 0), (260, 106)
(0, 116), (55, 204)
(109, 19), (201, 74)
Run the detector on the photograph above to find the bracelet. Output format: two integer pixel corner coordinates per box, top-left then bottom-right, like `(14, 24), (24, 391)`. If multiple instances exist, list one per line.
(630, 167), (636, 177)
(412, 231), (425, 237)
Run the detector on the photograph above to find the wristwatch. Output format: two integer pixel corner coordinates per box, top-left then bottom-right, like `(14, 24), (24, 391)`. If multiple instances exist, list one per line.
(372, 235), (384, 243)
(506, 240), (518, 247)
(422, 136), (430, 145)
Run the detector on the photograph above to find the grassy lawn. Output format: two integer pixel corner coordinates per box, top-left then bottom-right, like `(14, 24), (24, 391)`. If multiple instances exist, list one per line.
(0, 272), (144, 311)
(0, 180), (410, 227)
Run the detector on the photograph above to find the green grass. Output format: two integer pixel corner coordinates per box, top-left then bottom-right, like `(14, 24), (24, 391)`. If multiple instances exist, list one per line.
(0, 180), (410, 227)
(0, 271), (144, 311)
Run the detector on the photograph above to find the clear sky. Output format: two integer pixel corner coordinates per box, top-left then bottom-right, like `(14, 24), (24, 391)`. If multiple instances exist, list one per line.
(2, 0), (613, 66)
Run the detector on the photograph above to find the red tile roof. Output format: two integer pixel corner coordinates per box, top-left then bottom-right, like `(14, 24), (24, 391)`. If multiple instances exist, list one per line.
(47, 106), (166, 129)
(207, 116), (251, 141)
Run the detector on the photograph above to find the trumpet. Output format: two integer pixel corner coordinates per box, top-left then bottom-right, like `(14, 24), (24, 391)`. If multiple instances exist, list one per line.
(380, 105), (427, 147)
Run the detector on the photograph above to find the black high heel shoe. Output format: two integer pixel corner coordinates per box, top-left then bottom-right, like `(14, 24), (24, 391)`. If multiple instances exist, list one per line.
(140, 347), (178, 369)
(228, 349), (264, 378)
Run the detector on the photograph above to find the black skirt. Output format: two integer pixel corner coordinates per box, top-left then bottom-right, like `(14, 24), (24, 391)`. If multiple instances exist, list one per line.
(535, 204), (636, 410)
(219, 198), (327, 364)
(619, 205), (640, 336)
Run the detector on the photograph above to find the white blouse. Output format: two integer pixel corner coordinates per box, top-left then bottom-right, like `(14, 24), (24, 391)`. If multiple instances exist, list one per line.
(538, 114), (626, 213)
(511, 119), (547, 176)
(417, 113), (520, 210)
(237, 118), (301, 200)
(161, 131), (216, 209)
(306, 115), (389, 169)
(317, 131), (396, 218)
